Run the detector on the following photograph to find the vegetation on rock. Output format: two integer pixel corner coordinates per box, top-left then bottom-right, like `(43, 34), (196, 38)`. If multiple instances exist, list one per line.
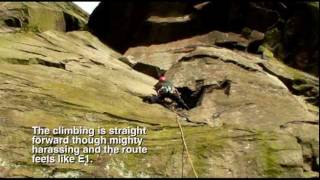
(0, 1), (318, 178)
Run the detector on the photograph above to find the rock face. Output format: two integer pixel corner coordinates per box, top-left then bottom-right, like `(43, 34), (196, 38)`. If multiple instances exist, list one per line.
(125, 32), (319, 108)
(89, 1), (319, 76)
(0, 2), (319, 178)
(125, 38), (319, 178)
(0, 2), (88, 33)
(0, 24), (178, 178)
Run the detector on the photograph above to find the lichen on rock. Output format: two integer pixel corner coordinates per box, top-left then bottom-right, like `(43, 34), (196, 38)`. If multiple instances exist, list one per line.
(0, 1), (319, 178)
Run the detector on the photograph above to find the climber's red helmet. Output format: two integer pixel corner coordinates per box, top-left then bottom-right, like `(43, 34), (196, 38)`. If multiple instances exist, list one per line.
(159, 75), (166, 82)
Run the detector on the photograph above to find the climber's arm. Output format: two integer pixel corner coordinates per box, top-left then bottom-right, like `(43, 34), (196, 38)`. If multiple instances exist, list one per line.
(173, 87), (181, 96)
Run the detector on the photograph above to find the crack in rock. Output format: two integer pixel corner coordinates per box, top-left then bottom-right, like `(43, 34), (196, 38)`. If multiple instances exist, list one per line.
(179, 54), (260, 72)
(2, 57), (66, 70)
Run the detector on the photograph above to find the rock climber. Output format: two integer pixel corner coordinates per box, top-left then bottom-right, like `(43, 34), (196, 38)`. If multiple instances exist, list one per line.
(150, 75), (190, 110)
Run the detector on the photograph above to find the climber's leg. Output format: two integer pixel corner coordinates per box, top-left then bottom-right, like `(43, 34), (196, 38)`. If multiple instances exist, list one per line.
(150, 95), (163, 103)
(169, 94), (190, 110)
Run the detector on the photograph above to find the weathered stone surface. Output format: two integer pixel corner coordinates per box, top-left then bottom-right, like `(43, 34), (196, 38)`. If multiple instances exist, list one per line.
(125, 30), (264, 72)
(126, 31), (318, 108)
(0, 1), (318, 178)
(0, 30), (182, 178)
(0, 2), (88, 33)
(126, 35), (319, 177)
(91, 1), (318, 76)
(259, 58), (319, 107)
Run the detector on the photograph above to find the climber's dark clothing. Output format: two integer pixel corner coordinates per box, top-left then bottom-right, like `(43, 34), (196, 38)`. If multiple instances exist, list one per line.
(153, 80), (189, 110)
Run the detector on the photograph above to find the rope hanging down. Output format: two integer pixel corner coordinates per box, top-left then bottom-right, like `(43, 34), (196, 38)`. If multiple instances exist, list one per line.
(176, 115), (199, 178)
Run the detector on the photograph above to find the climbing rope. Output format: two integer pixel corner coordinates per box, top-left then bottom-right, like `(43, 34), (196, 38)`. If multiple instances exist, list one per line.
(175, 115), (199, 178)
(181, 143), (184, 177)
